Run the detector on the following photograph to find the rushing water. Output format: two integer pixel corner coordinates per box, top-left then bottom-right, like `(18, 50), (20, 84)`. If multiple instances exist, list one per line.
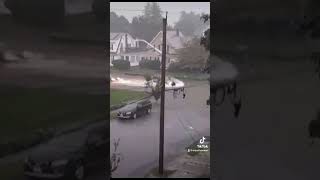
(111, 76), (185, 89)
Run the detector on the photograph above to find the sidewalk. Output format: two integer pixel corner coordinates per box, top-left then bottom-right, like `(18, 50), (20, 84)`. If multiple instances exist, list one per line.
(145, 147), (210, 178)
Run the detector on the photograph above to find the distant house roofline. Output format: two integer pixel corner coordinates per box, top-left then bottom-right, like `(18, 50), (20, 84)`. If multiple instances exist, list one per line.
(110, 32), (134, 40)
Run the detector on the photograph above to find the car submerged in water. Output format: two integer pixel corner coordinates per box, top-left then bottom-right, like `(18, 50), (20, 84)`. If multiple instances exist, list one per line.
(23, 122), (108, 180)
(117, 99), (152, 119)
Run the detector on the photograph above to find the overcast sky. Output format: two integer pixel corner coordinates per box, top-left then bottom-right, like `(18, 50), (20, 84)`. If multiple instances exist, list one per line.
(110, 2), (210, 26)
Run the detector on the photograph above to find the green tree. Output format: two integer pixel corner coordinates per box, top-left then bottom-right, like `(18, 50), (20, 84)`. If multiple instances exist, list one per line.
(110, 12), (130, 33)
(200, 14), (210, 72)
(149, 2), (162, 23)
(200, 14), (210, 51)
(174, 38), (209, 72)
(144, 73), (152, 88)
(175, 11), (209, 37)
(151, 80), (161, 102)
(143, 2), (152, 20)
(144, 74), (152, 82)
(130, 2), (163, 42)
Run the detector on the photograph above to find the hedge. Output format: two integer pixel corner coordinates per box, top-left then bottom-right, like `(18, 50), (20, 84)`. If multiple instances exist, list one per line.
(139, 59), (161, 70)
(112, 59), (130, 70)
(168, 62), (203, 72)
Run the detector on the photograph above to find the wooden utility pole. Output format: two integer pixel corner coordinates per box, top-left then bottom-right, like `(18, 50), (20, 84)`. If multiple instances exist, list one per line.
(159, 11), (167, 176)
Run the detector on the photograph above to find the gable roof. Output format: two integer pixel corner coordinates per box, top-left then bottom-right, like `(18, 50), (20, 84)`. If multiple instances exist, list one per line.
(150, 30), (190, 49)
(110, 33), (127, 40)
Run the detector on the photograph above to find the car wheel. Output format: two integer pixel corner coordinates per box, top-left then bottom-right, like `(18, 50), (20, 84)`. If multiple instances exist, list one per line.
(73, 162), (85, 180)
(133, 113), (137, 119)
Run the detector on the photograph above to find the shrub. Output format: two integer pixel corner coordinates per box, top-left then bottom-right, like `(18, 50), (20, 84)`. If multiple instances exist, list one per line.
(167, 62), (179, 72)
(168, 62), (203, 73)
(139, 59), (160, 70)
(151, 80), (161, 102)
(112, 59), (130, 70)
(144, 73), (152, 82)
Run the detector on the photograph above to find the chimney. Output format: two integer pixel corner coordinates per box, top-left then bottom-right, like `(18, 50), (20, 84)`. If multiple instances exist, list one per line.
(176, 29), (179, 36)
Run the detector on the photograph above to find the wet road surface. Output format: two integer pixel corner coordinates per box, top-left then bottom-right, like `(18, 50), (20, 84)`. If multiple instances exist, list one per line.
(110, 82), (210, 178)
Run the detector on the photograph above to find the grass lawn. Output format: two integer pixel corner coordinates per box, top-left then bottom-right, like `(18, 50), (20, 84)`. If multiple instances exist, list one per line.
(110, 89), (148, 106)
(0, 85), (106, 146)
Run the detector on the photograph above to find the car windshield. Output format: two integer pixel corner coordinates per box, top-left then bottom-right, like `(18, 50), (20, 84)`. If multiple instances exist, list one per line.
(120, 103), (137, 112)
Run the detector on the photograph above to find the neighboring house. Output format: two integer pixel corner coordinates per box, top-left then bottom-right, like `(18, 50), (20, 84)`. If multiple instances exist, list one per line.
(110, 32), (139, 64)
(110, 32), (161, 67)
(110, 29), (190, 67)
(148, 29), (191, 64)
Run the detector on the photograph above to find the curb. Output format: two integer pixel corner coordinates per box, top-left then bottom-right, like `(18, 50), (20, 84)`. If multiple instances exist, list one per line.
(145, 151), (210, 178)
(124, 72), (148, 76)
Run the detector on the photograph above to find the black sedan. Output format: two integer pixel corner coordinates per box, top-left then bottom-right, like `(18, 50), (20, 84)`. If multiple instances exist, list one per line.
(117, 99), (152, 119)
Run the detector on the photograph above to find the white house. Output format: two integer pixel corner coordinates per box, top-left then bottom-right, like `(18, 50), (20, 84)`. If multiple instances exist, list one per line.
(110, 32), (139, 65)
(109, 30), (190, 67)
(110, 32), (162, 66)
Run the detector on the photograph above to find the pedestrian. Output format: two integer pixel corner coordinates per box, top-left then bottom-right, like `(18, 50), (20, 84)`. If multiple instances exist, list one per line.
(183, 92), (186, 99)
(173, 89), (177, 98)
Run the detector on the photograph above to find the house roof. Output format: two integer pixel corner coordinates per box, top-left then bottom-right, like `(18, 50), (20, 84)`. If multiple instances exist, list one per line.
(110, 33), (127, 40)
(150, 30), (190, 49)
